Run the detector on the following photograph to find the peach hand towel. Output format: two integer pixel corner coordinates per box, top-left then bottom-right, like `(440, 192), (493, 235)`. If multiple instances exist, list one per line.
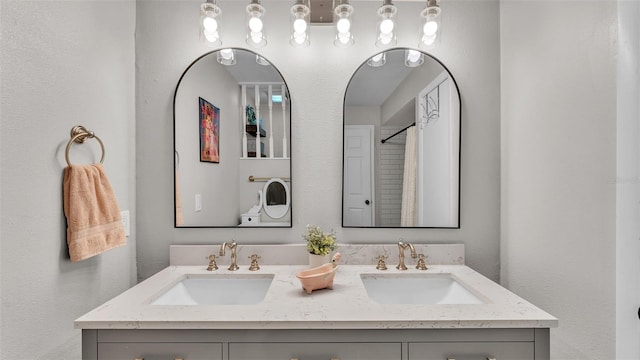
(63, 163), (126, 262)
(175, 170), (184, 226)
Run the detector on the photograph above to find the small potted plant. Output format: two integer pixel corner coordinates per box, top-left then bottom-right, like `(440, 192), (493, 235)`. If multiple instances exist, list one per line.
(303, 224), (337, 267)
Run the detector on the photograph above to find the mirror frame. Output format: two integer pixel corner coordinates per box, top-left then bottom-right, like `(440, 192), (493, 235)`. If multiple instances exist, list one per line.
(341, 48), (462, 229)
(173, 48), (292, 228)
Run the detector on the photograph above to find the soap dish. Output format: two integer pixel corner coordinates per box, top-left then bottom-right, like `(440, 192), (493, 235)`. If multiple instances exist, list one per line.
(296, 253), (341, 294)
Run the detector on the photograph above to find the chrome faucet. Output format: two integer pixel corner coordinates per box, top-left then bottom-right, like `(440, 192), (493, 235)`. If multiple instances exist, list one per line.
(219, 239), (239, 271)
(396, 240), (417, 270)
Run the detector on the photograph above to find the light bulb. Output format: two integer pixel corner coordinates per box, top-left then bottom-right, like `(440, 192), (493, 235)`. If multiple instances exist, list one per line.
(256, 55), (270, 65)
(202, 17), (218, 32)
(379, 32), (393, 45)
(407, 50), (421, 63)
(338, 31), (351, 44)
(290, 0), (310, 47)
(220, 49), (233, 59)
(204, 30), (219, 43)
(367, 52), (386, 67)
(248, 16), (263, 32)
(250, 31), (263, 44)
(293, 18), (307, 33)
(294, 32), (306, 44)
(336, 18), (351, 33)
(379, 18), (394, 34)
(422, 33), (437, 46)
(423, 20), (438, 36)
(293, 32), (306, 45)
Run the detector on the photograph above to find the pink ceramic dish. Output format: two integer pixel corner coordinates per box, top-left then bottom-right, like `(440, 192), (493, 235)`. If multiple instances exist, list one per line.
(296, 253), (341, 294)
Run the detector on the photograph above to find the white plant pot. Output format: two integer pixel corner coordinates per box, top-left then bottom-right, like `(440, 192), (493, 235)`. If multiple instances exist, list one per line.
(308, 253), (330, 268)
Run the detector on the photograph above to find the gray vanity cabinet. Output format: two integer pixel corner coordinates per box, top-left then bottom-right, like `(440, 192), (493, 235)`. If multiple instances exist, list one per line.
(229, 342), (401, 359)
(84, 330), (223, 360)
(83, 328), (549, 360)
(409, 342), (534, 360)
(97, 342), (222, 360)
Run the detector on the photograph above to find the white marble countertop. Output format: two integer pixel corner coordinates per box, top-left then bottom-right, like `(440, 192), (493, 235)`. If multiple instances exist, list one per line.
(74, 264), (558, 330)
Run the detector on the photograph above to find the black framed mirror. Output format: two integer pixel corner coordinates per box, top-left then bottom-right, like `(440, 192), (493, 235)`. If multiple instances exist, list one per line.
(342, 48), (460, 228)
(174, 48), (291, 228)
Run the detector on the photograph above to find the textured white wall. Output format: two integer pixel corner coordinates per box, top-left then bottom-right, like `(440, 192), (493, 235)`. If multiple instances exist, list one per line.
(500, 1), (617, 359)
(616, 0), (640, 358)
(175, 54), (241, 226)
(0, 1), (137, 359)
(136, 0), (501, 281)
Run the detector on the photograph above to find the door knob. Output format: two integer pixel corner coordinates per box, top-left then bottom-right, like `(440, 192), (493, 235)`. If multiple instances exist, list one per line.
(365, 200), (370, 205)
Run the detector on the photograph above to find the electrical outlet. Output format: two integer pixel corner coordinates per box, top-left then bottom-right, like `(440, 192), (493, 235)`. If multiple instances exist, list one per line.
(121, 210), (130, 237)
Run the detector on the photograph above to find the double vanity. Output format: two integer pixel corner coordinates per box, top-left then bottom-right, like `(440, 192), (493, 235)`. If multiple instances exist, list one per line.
(127, 16), (550, 359)
(76, 244), (557, 360)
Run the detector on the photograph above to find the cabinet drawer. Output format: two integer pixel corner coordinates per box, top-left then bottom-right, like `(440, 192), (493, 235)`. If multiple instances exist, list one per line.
(229, 342), (401, 360)
(97, 342), (222, 360)
(409, 342), (534, 360)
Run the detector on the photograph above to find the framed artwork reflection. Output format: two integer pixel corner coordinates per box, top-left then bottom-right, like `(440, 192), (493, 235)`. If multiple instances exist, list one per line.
(199, 97), (220, 163)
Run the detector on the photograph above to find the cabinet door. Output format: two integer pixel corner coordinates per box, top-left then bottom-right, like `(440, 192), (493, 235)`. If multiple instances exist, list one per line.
(229, 342), (400, 360)
(98, 342), (222, 360)
(409, 342), (534, 360)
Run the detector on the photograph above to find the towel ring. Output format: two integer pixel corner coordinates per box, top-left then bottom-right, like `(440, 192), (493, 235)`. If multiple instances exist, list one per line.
(65, 125), (105, 166)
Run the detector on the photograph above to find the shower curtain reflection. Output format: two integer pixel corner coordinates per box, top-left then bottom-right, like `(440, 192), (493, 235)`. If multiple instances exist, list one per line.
(400, 125), (417, 226)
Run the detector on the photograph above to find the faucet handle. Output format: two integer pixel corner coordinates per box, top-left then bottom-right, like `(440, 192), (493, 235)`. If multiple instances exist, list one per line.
(416, 254), (428, 270)
(248, 254), (261, 271)
(206, 254), (218, 271)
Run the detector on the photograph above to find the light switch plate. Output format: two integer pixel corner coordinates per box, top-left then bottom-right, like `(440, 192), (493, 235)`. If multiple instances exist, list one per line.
(121, 210), (130, 237)
(195, 194), (202, 212)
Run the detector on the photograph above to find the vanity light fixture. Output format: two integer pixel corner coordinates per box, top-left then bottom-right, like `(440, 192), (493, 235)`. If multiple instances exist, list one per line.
(246, 0), (267, 47)
(375, 0), (397, 48)
(419, 0), (441, 49)
(290, 0), (311, 47)
(200, 0), (222, 47)
(216, 48), (236, 65)
(367, 52), (386, 67)
(405, 49), (424, 67)
(333, 0), (355, 47)
(256, 55), (270, 66)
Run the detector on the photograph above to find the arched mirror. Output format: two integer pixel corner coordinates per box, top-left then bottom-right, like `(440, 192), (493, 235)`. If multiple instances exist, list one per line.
(262, 178), (290, 220)
(342, 48), (460, 228)
(174, 48), (291, 227)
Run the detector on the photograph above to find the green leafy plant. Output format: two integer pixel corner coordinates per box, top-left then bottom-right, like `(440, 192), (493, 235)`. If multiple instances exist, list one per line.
(303, 224), (337, 256)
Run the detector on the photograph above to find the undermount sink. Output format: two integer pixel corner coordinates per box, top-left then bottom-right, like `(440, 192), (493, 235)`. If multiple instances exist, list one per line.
(151, 274), (274, 305)
(360, 273), (485, 305)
